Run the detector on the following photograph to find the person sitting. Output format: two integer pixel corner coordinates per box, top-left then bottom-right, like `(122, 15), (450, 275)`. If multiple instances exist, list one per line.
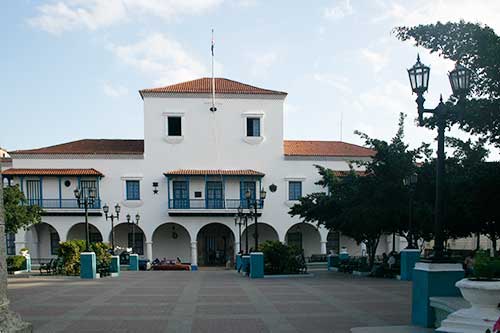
(152, 258), (160, 266)
(388, 253), (396, 270)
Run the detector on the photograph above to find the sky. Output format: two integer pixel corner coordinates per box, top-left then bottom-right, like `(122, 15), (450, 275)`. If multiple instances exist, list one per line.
(1, 0), (500, 157)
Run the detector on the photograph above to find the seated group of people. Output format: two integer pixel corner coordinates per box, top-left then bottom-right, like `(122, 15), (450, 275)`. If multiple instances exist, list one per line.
(152, 257), (183, 266)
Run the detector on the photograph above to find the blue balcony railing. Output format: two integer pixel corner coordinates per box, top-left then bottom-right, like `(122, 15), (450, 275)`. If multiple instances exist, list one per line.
(24, 198), (101, 209)
(168, 199), (263, 210)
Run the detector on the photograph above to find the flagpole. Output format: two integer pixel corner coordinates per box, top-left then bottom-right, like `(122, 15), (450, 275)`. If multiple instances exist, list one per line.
(211, 28), (216, 112)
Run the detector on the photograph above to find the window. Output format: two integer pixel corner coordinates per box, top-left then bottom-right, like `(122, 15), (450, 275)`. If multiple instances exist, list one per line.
(288, 181), (302, 201)
(50, 231), (60, 255)
(80, 180), (98, 208)
(206, 181), (224, 209)
(246, 117), (261, 137)
(128, 233), (144, 255)
(26, 180), (41, 206)
(168, 116), (182, 136)
(126, 180), (140, 200)
(172, 181), (189, 208)
(6, 233), (15, 255)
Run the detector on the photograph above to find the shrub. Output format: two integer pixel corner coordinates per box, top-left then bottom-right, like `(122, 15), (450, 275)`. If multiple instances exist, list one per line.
(473, 251), (500, 280)
(57, 240), (111, 275)
(7, 255), (26, 273)
(260, 241), (302, 275)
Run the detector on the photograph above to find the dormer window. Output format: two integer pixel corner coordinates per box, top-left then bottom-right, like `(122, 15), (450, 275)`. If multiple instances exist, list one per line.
(246, 118), (260, 137)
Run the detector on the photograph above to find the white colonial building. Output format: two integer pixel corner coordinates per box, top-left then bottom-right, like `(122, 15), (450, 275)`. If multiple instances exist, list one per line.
(3, 78), (395, 266)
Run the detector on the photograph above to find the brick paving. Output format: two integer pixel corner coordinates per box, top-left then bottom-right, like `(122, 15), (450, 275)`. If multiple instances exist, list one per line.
(7, 270), (411, 333)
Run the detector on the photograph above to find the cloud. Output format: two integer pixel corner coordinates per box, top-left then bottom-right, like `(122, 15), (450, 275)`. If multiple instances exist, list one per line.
(102, 82), (128, 97)
(323, 0), (353, 20)
(250, 52), (278, 78)
(313, 73), (352, 95)
(29, 0), (224, 34)
(373, 0), (500, 33)
(109, 33), (206, 85)
(360, 48), (389, 73)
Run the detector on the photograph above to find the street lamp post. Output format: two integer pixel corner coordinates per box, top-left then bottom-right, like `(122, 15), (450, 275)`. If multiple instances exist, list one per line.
(407, 55), (471, 261)
(235, 206), (249, 253)
(403, 173), (418, 249)
(74, 187), (96, 252)
(245, 188), (267, 252)
(126, 213), (140, 254)
(234, 212), (243, 253)
(103, 203), (121, 255)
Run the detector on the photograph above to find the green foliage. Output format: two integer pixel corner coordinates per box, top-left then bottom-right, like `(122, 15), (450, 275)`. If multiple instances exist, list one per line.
(473, 251), (500, 280)
(57, 240), (111, 275)
(7, 255), (26, 272)
(395, 21), (500, 147)
(259, 240), (301, 275)
(19, 247), (29, 253)
(4, 185), (42, 234)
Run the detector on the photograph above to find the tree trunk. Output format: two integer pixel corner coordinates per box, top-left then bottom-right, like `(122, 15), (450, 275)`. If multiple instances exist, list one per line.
(492, 237), (497, 257)
(476, 232), (481, 251)
(366, 237), (380, 270)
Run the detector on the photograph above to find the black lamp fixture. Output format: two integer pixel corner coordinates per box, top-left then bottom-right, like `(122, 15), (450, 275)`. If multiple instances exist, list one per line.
(103, 203), (121, 255)
(126, 212), (140, 254)
(244, 187), (267, 251)
(407, 54), (471, 261)
(152, 182), (159, 194)
(74, 187), (96, 252)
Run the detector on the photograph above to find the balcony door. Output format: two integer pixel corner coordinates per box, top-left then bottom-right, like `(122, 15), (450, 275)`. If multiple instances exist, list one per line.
(206, 181), (224, 209)
(240, 181), (256, 208)
(26, 180), (41, 206)
(80, 180), (98, 208)
(173, 181), (189, 209)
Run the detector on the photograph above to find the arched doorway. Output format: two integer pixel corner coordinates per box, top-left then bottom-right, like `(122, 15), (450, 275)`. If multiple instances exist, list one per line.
(67, 223), (103, 243)
(285, 223), (321, 257)
(197, 223), (234, 266)
(152, 223), (191, 262)
(25, 222), (60, 258)
(111, 223), (146, 256)
(241, 222), (279, 253)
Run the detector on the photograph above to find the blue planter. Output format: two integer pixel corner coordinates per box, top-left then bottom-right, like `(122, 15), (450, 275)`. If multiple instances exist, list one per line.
(250, 252), (264, 279)
(80, 252), (97, 279)
(400, 249), (420, 281)
(129, 254), (139, 271)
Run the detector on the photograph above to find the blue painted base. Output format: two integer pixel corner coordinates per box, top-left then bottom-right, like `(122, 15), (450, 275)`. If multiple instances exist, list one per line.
(400, 249), (420, 281)
(327, 255), (339, 271)
(236, 254), (242, 272)
(129, 254), (139, 271)
(110, 256), (120, 275)
(80, 252), (97, 279)
(411, 262), (464, 328)
(241, 255), (250, 275)
(24, 256), (32, 273)
(250, 252), (264, 279)
(191, 265), (198, 271)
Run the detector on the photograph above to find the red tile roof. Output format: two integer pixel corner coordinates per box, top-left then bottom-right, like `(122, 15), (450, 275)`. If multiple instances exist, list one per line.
(2, 168), (103, 176)
(333, 170), (366, 177)
(10, 139), (144, 155)
(164, 169), (265, 176)
(284, 140), (375, 157)
(140, 78), (287, 97)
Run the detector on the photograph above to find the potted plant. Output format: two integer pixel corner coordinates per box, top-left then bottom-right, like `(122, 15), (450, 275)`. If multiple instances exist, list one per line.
(438, 251), (500, 332)
(20, 248), (29, 256)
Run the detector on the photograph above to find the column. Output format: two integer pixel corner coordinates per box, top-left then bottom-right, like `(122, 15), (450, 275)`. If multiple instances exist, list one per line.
(146, 241), (153, 262)
(235, 241), (241, 254)
(191, 241), (198, 270)
(320, 241), (327, 254)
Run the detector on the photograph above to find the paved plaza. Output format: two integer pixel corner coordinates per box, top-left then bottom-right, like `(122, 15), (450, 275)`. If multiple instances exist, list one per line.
(7, 270), (411, 333)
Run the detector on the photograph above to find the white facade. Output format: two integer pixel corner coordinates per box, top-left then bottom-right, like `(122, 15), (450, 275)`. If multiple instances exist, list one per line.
(4, 78), (392, 265)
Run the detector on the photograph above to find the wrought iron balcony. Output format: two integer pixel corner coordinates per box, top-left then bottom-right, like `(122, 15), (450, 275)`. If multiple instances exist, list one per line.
(168, 199), (263, 211)
(24, 198), (102, 210)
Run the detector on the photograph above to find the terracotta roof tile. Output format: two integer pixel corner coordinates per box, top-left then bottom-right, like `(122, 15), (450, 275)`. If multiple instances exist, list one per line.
(284, 140), (375, 157)
(164, 169), (264, 176)
(10, 139), (144, 155)
(140, 78), (287, 96)
(332, 170), (366, 177)
(2, 168), (103, 176)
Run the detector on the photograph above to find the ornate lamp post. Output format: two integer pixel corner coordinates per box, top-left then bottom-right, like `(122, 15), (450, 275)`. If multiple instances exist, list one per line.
(103, 203), (121, 255)
(126, 213), (140, 254)
(74, 187), (96, 252)
(407, 55), (471, 260)
(403, 173), (418, 249)
(245, 188), (267, 251)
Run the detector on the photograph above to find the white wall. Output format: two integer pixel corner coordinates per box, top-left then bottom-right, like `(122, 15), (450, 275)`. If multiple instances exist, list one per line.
(152, 223), (191, 262)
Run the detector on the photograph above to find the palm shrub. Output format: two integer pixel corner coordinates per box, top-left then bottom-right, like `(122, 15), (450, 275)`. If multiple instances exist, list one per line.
(260, 240), (301, 275)
(7, 255), (26, 273)
(473, 251), (500, 280)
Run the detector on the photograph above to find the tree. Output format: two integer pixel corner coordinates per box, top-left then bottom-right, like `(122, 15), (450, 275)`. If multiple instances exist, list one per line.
(3, 185), (42, 234)
(395, 21), (500, 147)
(290, 114), (427, 267)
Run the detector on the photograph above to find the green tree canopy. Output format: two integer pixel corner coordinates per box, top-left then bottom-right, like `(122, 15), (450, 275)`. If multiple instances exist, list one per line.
(4, 185), (42, 234)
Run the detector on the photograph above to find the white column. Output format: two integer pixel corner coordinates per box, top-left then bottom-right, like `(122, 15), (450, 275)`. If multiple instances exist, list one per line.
(320, 241), (327, 254)
(191, 241), (198, 266)
(235, 241), (241, 254)
(146, 241), (153, 262)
